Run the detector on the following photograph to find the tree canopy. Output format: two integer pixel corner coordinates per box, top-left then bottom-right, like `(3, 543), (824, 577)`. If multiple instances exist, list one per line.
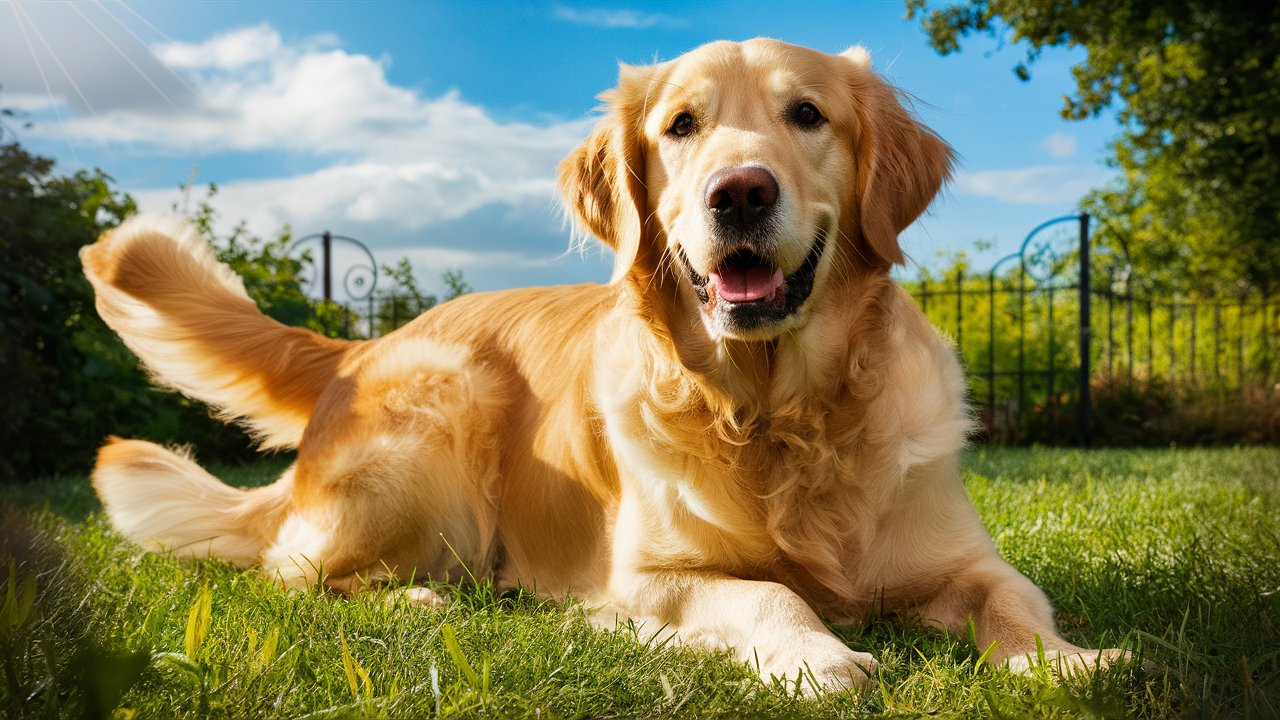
(907, 0), (1280, 296)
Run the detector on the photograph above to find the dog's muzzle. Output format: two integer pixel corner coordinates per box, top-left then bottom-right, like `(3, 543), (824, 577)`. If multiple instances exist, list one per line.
(679, 231), (827, 333)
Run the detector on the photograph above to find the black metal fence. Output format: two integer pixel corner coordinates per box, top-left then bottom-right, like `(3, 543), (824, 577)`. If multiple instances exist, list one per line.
(903, 214), (1279, 445)
(303, 222), (1277, 446)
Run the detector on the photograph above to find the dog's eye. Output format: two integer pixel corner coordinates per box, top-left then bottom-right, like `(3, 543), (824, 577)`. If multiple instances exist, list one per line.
(790, 102), (825, 128)
(668, 112), (696, 138)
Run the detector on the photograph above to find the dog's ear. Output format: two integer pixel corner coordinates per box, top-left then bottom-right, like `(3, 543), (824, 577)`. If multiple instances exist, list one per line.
(558, 65), (650, 283)
(843, 46), (955, 267)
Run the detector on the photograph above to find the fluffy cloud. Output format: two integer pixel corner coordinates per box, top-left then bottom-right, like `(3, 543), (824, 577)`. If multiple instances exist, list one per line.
(13, 20), (605, 289)
(953, 164), (1110, 206)
(47, 25), (591, 164)
(132, 161), (559, 238)
(153, 23), (285, 71)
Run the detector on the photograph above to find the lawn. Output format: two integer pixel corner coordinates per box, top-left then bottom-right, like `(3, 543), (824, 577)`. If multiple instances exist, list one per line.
(2, 447), (1278, 718)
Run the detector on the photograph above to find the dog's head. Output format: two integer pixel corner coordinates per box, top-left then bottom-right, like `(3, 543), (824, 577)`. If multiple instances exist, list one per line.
(560, 39), (953, 342)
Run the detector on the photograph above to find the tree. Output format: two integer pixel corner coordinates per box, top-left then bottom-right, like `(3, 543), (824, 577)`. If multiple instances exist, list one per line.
(441, 268), (472, 301)
(1, 140), (136, 479)
(907, 0), (1280, 296)
(373, 258), (437, 336)
(0, 142), (298, 480)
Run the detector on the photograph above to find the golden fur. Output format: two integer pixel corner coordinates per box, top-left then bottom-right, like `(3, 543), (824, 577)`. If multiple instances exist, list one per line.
(83, 39), (1120, 692)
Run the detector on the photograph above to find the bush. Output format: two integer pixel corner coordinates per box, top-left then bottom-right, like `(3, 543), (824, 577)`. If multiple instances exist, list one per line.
(1090, 377), (1280, 446)
(0, 143), (269, 481)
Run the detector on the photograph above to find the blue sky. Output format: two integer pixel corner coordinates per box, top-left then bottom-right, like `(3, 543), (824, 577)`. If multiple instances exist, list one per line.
(2, 0), (1117, 297)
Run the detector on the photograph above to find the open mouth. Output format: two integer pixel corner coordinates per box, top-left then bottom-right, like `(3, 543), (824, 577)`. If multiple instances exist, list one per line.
(679, 232), (826, 331)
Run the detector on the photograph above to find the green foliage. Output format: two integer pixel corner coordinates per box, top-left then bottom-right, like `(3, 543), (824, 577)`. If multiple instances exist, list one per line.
(0, 138), (302, 480)
(907, 0), (1280, 295)
(0, 140), (151, 482)
(374, 258), (438, 336)
(441, 268), (473, 301)
(373, 259), (472, 336)
(2, 448), (1278, 717)
(902, 246), (1278, 444)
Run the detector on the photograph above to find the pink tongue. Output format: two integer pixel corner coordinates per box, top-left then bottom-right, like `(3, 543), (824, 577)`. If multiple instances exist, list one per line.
(710, 265), (784, 303)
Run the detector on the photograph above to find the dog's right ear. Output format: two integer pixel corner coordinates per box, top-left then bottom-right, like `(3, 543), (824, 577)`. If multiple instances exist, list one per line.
(558, 65), (650, 284)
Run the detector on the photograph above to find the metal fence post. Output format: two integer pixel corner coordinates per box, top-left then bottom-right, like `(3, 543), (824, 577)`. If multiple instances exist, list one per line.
(988, 271), (996, 435)
(322, 230), (333, 302)
(1077, 213), (1091, 447)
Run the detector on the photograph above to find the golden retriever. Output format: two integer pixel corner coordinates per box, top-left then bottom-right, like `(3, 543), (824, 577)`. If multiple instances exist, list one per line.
(82, 38), (1121, 692)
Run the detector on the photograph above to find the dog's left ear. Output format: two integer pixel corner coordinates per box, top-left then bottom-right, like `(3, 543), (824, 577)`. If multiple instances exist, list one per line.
(558, 66), (651, 283)
(844, 46), (955, 267)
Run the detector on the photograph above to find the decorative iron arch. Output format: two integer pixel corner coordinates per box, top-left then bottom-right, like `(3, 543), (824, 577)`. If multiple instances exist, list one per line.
(980, 213), (1094, 447)
(1016, 214), (1087, 284)
(288, 231), (378, 303)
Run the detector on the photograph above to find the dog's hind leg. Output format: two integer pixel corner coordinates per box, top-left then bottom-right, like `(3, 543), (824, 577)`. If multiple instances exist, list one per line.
(259, 338), (506, 602)
(91, 438), (292, 565)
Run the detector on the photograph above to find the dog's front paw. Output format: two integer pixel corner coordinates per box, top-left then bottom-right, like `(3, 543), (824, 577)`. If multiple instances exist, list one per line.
(808, 647), (878, 694)
(761, 637), (877, 695)
(388, 586), (448, 608)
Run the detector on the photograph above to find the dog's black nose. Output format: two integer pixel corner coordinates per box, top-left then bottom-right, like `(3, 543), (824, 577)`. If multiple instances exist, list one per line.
(705, 166), (779, 233)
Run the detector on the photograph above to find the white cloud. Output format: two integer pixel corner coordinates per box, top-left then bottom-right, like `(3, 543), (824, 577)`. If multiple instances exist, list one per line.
(131, 171), (610, 296)
(552, 4), (681, 29)
(153, 23), (283, 70)
(133, 161), (559, 237)
(953, 164), (1111, 206)
(389, 246), (570, 272)
(1040, 132), (1077, 159)
(46, 37), (591, 162)
(29, 22), (601, 273)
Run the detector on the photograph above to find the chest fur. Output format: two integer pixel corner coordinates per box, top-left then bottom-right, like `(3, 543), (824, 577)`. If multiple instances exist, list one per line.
(603, 359), (969, 605)
(608, 374), (895, 578)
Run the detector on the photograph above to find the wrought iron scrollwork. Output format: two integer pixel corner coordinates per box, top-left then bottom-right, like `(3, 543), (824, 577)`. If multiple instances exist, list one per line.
(288, 231), (378, 303)
(1017, 214), (1085, 284)
(342, 263), (376, 301)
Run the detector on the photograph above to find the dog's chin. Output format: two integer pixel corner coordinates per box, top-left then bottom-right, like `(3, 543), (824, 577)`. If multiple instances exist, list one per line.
(679, 232), (827, 341)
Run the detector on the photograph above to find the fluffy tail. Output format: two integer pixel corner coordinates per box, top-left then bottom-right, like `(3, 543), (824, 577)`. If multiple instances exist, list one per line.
(81, 215), (357, 449)
(91, 439), (292, 566)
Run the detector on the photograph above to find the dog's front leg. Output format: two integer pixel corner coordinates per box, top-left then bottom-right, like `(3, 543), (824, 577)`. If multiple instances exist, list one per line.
(602, 569), (876, 694)
(916, 555), (1126, 675)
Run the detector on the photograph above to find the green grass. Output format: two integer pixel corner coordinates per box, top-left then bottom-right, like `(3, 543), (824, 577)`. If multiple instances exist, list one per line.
(2, 447), (1278, 718)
